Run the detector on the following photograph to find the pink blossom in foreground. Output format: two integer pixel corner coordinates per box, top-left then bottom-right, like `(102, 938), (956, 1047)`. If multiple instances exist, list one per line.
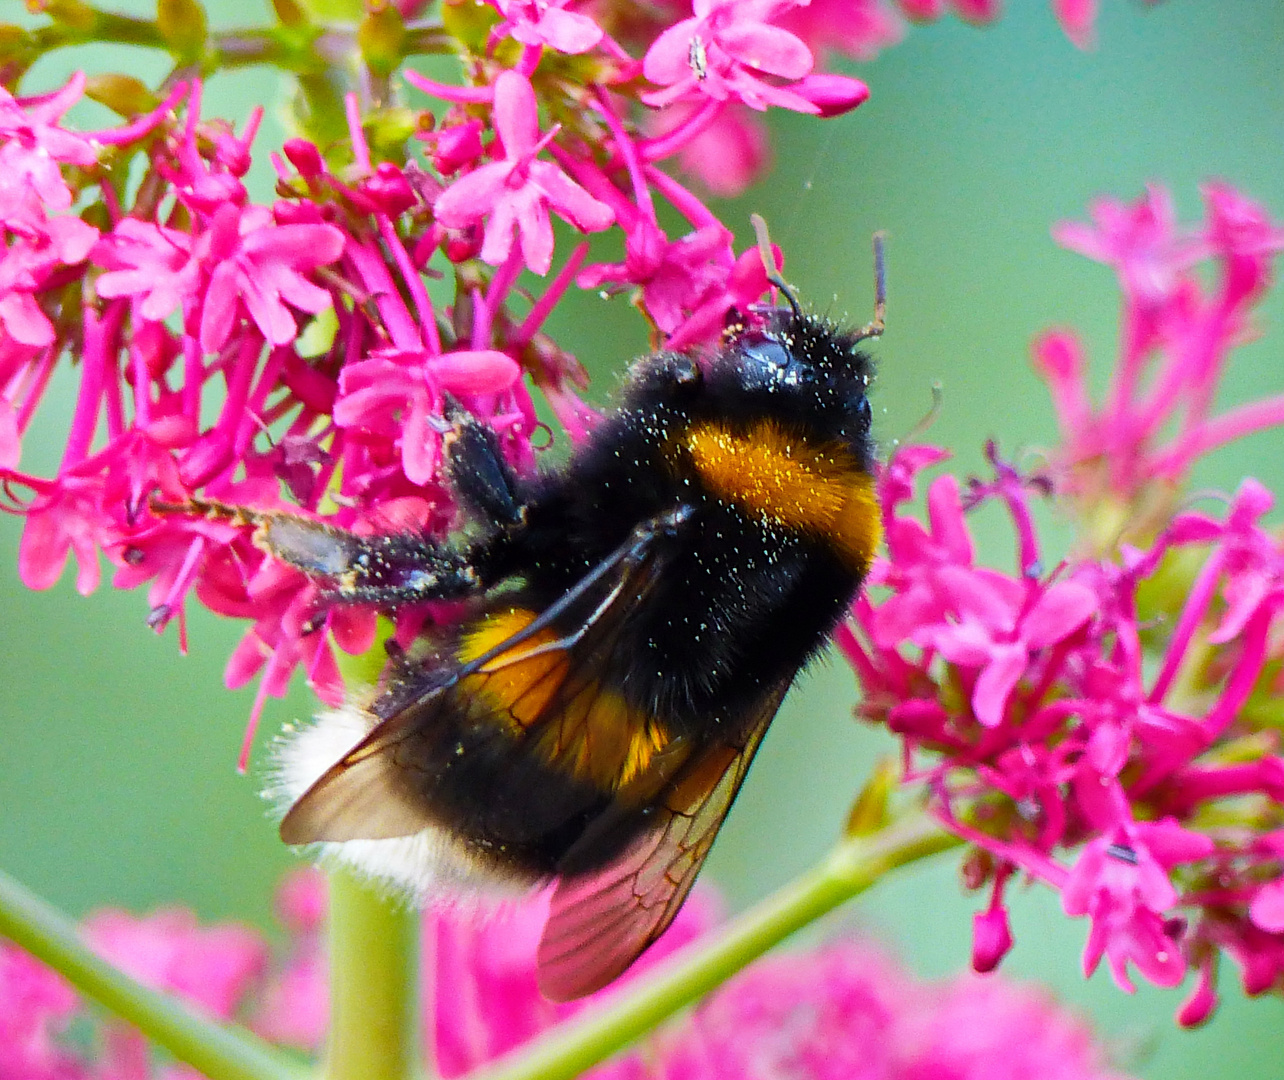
(193, 204), (345, 353)
(493, 0), (604, 54)
(0, 872), (1128, 1080)
(841, 184), (1284, 1023)
(432, 72), (614, 275)
(642, 0), (828, 114)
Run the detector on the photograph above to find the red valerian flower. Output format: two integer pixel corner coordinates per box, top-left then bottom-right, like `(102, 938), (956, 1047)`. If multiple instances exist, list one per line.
(197, 204), (346, 353)
(1062, 819), (1214, 990)
(642, 0), (834, 114)
(1, 218), (99, 347)
(0, 74), (98, 225)
(842, 185), (1284, 1025)
(493, 0), (604, 54)
(433, 72), (615, 275)
(93, 219), (200, 323)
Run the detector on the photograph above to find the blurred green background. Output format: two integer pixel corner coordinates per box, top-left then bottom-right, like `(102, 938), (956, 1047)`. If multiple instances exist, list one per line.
(6, 0), (1284, 1075)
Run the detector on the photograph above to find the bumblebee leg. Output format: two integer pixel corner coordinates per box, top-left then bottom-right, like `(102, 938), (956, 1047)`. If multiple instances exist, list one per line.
(441, 400), (526, 527)
(152, 497), (479, 605)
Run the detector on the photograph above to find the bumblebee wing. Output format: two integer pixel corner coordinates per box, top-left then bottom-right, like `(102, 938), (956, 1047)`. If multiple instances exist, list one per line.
(535, 678), (790, 1001)
(278, 705), (436, 843)
(279, 507), (691, 846)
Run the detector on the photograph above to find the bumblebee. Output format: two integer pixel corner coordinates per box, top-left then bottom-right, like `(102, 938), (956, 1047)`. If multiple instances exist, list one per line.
(179, 251), (884, 1000)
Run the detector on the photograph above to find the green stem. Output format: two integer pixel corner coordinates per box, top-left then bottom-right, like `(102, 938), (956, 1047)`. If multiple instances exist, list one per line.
(0, 868), (301, 1080)
(471, 810), (959, 1080)
(324, 867), (427, 1080)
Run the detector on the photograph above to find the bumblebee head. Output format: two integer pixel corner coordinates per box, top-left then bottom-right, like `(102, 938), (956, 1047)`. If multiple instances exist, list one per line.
(704, 306), (875, 458)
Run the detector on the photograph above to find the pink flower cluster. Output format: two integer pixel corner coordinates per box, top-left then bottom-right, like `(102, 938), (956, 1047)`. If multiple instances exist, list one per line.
(840, 184), (1284, 1024)
(0, 0), (1162, 761)
(1, 0), (879, 763)
(0, 871), (1127, 1080)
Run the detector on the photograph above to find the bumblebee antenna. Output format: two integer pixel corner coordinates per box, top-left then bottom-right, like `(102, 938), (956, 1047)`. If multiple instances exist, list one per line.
(749, 213), (803, 322)
(853, 232), (887, 343)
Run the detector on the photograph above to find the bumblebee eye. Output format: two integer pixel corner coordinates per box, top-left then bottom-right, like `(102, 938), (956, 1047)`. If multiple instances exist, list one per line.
(742, 340), (791, 370)
(855, 395), (872, 430)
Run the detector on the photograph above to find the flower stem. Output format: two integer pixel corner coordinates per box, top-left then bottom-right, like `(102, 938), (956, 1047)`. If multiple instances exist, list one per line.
(470, 809), (958, 1080)
(324, 867), (428, 1080)
(0, 868), (302, 1080)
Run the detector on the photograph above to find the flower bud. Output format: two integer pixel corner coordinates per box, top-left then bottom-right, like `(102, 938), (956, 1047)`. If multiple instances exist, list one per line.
(84, 74), (156, 118)
(444, 227), (481, 264)
(1176, 961), (1218, 1027)
(41, 0), (94, 30)
(790, 74), (870, 119)
(432, 120), (483, 175)
(157, 0), (208, 56)
(359, 162), (416, 216)
(972, 904), (1014, 974)
(358, 3), (406, 79)
(271, 0), (307, 28)
(283, 138), (325, 178)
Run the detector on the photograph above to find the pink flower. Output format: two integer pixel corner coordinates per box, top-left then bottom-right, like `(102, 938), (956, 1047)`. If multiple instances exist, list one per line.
(197, 204), (345, 352)
(868, 466), (974, 648)
(0, 74), (97, 225)
(18, 475), (112, 595)
(85, 908), (267, 1020)
(0, 942), (83, 1080)
(433, 72), (614, 275)
(899, 975), (1124, 1080)
(1052, 0), (1097, 49)
(0, 870), (1126, 1080)
(1039, 186), (1284, 519)
(642, 0), (822, 114)
(494, 0), (604, 53)
(645, 944), (908, 1080)
(1053, 185), (1192, 313)
(648, 102), (771, 198)
(93, 219), (201, 323)
(844, 409), (1284, 1013)
(334, 347), (521, 485)
(579, 220), (740, 332)
(609, 939), (1121, 1080)
(1, 218), (99, 347)
(925, 574), (1097, 728)
(779, 0), (905, 62)
(1062, 820), (1213, 991)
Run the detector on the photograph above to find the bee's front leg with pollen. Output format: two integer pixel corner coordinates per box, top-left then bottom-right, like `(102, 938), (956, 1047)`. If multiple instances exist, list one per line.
(151, 496), (480, 606)
(439, 397), (528, 528)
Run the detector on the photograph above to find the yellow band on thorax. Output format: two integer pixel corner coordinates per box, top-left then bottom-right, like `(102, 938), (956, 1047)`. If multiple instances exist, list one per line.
(683, 420), (882, 570)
